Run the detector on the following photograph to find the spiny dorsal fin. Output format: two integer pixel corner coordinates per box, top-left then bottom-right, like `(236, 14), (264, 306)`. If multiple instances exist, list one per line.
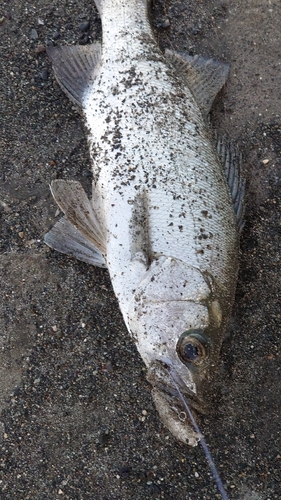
(216, 135), (245, 233)
(50, 180), (106, 255)
(165, 49), (230, 117)
(44, 217), (106, 267)
(47, 43), (101, 107)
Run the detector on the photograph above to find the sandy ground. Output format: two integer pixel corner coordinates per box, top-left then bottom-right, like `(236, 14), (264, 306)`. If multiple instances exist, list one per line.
(0, 0), (281, 498)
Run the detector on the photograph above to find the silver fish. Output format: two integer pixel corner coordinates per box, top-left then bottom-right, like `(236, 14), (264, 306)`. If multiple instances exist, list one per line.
(44, 0), (244, 446)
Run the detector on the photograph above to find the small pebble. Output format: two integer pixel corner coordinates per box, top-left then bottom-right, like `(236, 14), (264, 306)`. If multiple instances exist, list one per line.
(194, 471), (199, 478)
(30, 28), (38, 40)
(98, 430), (110, 446)
(79, 21), (90, 31)
(53, 31), (60, 40)
(161, 19), (170, 29)
(18, 232), (24, 239)
(105, 360), (113, 373)
(178, 3), (187, 12)
(220, 1), (229, 10)
(142, 409), (147, 416)
(13, 387), (20, 396)
(35, 45), (46, 54)
(79, 34), (89, 45)
(119, 466), (132, 478)
(0, 422), (5, 438)
(147, 483), (161, 494)
(146, 469), (155, 480)
(40, 69), (48, 80)
(262, 159), (269, 164)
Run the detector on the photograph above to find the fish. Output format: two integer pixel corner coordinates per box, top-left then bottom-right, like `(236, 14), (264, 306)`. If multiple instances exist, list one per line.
(44, 0), (244, 446)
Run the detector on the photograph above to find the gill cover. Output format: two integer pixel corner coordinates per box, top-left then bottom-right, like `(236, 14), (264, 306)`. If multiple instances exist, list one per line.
(127, 256), (212, 368)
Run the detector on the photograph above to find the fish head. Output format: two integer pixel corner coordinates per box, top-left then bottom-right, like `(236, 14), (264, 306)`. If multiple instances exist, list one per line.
(127, 256), (226, 445)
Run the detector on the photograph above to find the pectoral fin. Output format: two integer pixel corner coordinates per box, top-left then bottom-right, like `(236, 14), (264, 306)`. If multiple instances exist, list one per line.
(165, 50), (229, 117)
(45, 217), (106, 267)
(47, 43), (101, 107)
(50, 180), (106, 255)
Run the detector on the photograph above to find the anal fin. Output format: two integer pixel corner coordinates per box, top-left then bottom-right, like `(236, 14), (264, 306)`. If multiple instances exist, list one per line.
(216, 136), (245, 232)
(50, 180), (106, 255)
(47, 43), (101, 107)
(44, 217), (106, 267)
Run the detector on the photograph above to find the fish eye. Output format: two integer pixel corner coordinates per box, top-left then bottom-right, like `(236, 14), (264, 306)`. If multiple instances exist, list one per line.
(177, 330), (208, 365)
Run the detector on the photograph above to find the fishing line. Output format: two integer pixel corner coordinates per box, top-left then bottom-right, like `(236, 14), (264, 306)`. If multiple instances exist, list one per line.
(170, 374), (229, 500)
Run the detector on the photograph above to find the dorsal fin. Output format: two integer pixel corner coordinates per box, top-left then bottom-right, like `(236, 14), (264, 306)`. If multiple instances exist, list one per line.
(47, 43), (101, 107)
(165, 49), (229, 117)
(50, 180), (106, 255)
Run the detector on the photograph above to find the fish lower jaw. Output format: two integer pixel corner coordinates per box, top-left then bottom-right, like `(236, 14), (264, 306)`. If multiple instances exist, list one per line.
(146, 360), (206, 445)
(151, 387), (200, 447)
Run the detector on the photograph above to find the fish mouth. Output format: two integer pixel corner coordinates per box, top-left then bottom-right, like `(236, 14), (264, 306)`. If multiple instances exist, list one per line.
(146, 359), (207, 446)
(147, 358), (207, 412)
